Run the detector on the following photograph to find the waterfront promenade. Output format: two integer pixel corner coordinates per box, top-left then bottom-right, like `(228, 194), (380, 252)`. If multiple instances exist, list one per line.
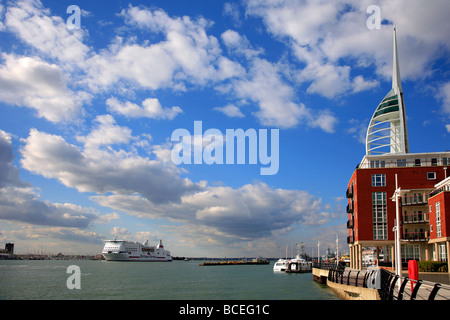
(313, 263), (450, 300)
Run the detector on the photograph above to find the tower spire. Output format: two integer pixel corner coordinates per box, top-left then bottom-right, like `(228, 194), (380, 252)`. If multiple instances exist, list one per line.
(392, 25), (403, 93)
(366, 26), (409, 155)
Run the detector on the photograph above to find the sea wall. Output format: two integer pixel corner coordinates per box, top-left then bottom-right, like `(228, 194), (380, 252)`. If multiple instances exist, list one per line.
(326, 280), (381, 300)
(312, 267), (329, 284)
(312, 267), (381, 300)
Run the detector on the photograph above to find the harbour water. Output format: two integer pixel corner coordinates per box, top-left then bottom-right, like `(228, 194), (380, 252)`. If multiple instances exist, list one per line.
(0, 259), (339, 300)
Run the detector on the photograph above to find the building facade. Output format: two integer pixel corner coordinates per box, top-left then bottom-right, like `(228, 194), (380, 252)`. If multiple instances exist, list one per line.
(346, 27), (450, 272)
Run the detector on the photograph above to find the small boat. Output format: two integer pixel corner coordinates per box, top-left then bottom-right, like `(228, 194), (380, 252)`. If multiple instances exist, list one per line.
(285, 254), (312, 273)
(273, 243), (312, 273)
(273, 258), (289, 272)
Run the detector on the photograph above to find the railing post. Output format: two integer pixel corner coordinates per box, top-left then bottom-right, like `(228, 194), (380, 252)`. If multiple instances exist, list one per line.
(388, 275), (399, 300)
(347, 270), (351, 285)
(398, 277), (409, 301)
(410, 280), (422, 300)
(428, 283), (441, 300)
(355, 271), (360, 287)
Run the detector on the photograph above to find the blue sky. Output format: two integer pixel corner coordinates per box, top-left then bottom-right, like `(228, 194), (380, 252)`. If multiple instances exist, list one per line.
(0, 0), (449, 257)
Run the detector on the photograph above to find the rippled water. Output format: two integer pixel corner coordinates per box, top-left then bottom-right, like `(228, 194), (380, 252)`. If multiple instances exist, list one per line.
(0, 259), (339, 300)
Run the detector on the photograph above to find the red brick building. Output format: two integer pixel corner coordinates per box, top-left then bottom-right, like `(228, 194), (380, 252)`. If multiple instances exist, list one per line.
(347, 154), (450, 270)
(346, 27), (450, 272)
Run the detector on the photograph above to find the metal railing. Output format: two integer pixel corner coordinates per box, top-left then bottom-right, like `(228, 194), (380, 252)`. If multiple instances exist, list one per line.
(313, 263), (450, 300)
(429, 184), (450, 198)
(324, 264), (377, 289)
(378, 269), (450, 300)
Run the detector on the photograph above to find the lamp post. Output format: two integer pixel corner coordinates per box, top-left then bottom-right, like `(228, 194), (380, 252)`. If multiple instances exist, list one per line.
(392, 174), (409, 282)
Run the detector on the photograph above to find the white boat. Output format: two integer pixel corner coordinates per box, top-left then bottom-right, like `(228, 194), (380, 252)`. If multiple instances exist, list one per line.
(287, 254), (312, 273)
(273, 255), (312, 272)
(102, 239), (172, 262)
(273, 258), (289, 272)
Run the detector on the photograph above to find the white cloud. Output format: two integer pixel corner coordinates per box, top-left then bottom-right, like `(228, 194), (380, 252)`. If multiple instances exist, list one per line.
(21, 128), (203, 205)
(92, 182), (334, 241)
(0, 129), (100, 228)
(246, 0), (450, 96)
(106, 97), (183, 120)
(221, 29), (263, 58)
(5, 0), (90, 64)
(0, 186), (99, 228)
(0, 130), (28, 188)
(0, 54), (88, 122)
(227, 58), (338, 131)
(76, 114), (133, 149)
(214, 104), (245, 118)
(223, 2), (242, 27)
(438, 82), (450, 114)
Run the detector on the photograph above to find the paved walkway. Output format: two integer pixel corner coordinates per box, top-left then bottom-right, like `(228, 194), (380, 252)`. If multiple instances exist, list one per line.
(403, 271), (450, 285)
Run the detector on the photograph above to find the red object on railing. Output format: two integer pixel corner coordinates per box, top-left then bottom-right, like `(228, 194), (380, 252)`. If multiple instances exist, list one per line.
(408, 260), (418, 293)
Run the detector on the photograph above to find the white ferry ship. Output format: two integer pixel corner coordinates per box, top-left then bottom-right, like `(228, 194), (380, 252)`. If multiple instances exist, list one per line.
(102, 239), (172, 262)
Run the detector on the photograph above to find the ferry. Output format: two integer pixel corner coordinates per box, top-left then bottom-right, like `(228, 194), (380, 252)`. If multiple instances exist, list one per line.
(102, 239), (172, 262)
(286, 254), (312, 273)
(273, 258), (289, 272)
(273, 255), (312, 273)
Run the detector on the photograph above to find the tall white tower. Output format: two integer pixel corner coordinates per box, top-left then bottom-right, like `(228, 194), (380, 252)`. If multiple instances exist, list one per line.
(366, 26), (409, 155)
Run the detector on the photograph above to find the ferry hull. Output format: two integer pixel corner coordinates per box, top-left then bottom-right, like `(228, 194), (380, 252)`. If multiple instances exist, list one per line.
(102, 253), (172, 262)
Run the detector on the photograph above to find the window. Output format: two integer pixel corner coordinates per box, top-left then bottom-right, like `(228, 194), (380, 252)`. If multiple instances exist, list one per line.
(427, 172), (436, 180)
(397, 159), (406, 167)
(436, 202), (441, 237)
(443, 158), (449, 166)
(431, 158), (438, 166)
(372, 174), (386, 186)
(439, 243), (447, 262)
(370, 160), (385, 168)
(415, 159), (421, 167)
(373, 192), (387, 240)
(401, 245), (420, 262)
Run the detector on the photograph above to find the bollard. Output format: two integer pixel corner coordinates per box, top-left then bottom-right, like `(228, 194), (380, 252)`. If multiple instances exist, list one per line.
(408, 260), (418, 294)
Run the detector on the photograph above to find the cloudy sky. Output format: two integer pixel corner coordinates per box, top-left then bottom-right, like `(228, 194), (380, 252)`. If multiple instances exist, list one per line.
(0, 0), (449, 257)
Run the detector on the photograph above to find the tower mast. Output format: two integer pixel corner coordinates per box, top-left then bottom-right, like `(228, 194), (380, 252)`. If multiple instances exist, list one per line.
(366, 26), (409, 155)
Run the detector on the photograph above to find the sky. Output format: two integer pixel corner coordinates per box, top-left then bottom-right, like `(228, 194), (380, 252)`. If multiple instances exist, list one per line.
(0, 0), (449, 258)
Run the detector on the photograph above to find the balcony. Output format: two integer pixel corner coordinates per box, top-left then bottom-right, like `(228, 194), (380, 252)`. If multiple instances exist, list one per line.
(402, 212), (429, 224)
(401, 194), (429, 206)
(346, 203), (354, 214)
(402, 231), (429, 242)
(347, 235), (354, 244)
(429, 184), (450, 198)
(347, 218), (354, 229)
(346, 186), (353, 198)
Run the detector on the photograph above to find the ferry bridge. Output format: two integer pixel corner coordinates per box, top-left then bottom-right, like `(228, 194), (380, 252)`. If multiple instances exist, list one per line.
(313, 262), (450, 300)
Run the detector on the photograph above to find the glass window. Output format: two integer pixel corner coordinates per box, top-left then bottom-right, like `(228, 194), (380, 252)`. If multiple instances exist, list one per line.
(427, 172), (436, 180)
(370, 160), (386, 168)
(372, 192), (387, 240)
(431, 158), (438, 166)
(372, 174), (386, 187)
(439, 243), (447, 262)
(436, 202), (441, 237)
(415, 159), (421, 167)
(397, 159), (406, 167)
